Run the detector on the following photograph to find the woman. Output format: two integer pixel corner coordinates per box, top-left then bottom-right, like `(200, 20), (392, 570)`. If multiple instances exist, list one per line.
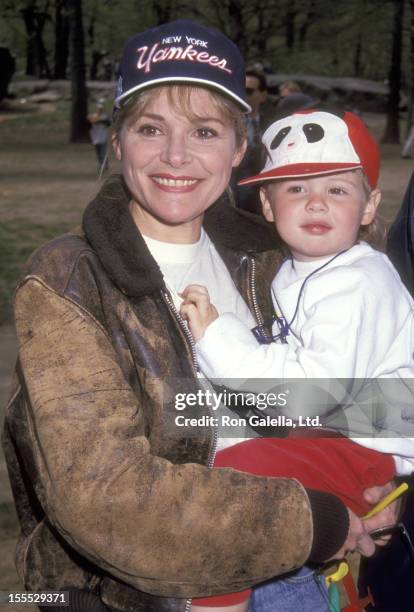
(2, 20), (395, 612)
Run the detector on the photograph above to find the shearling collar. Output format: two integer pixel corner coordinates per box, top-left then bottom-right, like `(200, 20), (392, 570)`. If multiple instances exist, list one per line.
(82, 174), (278, 297)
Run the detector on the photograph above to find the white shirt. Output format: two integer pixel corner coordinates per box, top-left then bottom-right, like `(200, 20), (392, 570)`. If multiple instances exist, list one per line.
(196, 243), (414, 473)
(143, 229), (256, 326)
(143, 229), (256, 451)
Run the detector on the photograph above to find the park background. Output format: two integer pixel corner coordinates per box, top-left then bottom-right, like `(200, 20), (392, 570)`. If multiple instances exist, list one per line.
(1, 0), (414, 609)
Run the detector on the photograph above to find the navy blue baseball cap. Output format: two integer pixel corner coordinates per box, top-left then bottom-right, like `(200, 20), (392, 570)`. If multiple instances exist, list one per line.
(114, 20), (251, 112)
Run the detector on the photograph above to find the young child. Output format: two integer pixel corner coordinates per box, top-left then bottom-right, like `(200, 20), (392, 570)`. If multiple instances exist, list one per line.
(180, 110), (414, 611)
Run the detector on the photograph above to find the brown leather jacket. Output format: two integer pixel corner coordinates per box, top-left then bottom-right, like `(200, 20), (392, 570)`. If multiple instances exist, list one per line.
(2, 176), (334, 611)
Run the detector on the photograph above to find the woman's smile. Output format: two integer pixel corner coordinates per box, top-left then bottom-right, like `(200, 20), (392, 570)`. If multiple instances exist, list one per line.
(151, 174), (200, 192)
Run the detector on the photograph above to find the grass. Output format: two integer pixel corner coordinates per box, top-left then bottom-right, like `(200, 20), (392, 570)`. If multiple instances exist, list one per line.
(3, 99), (72, 128)
(0, 220), (69, 324)
(0, 99), (109, 324)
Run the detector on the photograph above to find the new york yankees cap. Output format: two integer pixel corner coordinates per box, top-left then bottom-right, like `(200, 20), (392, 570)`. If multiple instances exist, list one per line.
(115, 20), (251, 112)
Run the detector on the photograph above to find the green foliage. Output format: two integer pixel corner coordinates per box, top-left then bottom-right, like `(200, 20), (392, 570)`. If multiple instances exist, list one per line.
(0, 0), (409, 82)
(0, 97), (96, 324)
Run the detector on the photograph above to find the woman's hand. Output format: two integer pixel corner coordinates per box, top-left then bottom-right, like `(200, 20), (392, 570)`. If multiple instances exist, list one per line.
(329, 482), (402, 560)
(180, 284), (219, 341)
(328, 508), (376, 561)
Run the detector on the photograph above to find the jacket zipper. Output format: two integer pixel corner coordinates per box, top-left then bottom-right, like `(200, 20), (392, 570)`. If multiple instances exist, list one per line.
(161, 291), (218, 612)
(162, 290), (199, 376)
(248, 255), (272, 343)
(184, 597), (192, 612)
(161, 290), (218, 465)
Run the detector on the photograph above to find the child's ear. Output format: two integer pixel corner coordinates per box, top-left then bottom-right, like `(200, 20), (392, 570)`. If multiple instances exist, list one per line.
(260, 186), (275, 223)
(361, 188), (381, 226)
(112, 133), (122, 161)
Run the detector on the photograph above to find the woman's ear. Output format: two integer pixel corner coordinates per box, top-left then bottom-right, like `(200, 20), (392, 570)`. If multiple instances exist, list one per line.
(232, 138), (247, 168)
(260, 186), (275, 223)
(361, 188), (381, 226)
(112, 133), (122, 161)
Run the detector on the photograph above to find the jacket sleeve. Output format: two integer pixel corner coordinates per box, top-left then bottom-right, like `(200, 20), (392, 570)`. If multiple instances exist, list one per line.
(15, 277), (319, 598)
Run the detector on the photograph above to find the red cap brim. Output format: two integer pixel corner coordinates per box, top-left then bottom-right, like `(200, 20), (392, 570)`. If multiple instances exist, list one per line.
(237, 162), (363, 186)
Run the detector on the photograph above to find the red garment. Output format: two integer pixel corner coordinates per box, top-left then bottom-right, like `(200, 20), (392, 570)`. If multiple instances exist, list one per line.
(193, 435), (395, 607)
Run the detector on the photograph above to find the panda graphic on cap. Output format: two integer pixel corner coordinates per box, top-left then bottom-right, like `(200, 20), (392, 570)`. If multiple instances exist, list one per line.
(238, 110), (380, 190)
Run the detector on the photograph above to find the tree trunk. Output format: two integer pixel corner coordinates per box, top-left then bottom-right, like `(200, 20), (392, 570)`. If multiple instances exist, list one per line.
(68, 0), (89, 142)
(152, 0), (172, 24)
(285, 2), (297, 50)
(21, 3), (38, 76)
(354, 30), (362, 77)
(353, 0), (365, 77)
(54, 0), (69, 79)
(299, 0), (316, 46)
(36, 2), (51, 78)
(382, 0), (405, 144)
(90, 50), (104, 81)
(21, 1), (51, 78)
(208, 0), (242, 44)
(228, 0), (243, 53)
(255, 1), (267, 59)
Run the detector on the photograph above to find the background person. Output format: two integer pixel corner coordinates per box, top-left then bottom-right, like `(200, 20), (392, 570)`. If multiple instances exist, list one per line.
(245, 69), (269, 142)
(87, 98), (110, 174)
(232, 69), (272, 215)
(2, 21), (396, 612)
(276, 80), (315, 118)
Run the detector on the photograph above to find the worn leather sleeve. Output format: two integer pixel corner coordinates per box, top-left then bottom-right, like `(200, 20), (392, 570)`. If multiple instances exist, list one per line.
(14, 277), (314, 599)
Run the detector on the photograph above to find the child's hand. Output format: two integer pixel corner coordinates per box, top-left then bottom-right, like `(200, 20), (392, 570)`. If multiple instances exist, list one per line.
(180, 284), (219, 341)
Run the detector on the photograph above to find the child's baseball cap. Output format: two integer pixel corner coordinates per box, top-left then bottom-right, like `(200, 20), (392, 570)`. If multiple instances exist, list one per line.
(114, 20), (251, 112)
(238, 110), (380, 189)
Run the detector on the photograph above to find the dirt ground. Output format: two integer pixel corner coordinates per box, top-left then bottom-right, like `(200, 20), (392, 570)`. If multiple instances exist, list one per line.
(0, 107), (413, 609)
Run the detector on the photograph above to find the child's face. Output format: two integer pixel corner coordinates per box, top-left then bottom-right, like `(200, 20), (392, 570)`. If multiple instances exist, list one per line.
(260, 170), (381, 262)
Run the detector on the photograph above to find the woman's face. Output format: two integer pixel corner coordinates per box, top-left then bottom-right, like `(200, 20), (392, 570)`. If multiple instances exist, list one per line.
(113, 88), (246, 241)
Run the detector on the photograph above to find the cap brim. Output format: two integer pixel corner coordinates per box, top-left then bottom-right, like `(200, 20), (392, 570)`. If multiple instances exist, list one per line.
(238, 163), (363, 186)
(115, 76), (251, 113)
